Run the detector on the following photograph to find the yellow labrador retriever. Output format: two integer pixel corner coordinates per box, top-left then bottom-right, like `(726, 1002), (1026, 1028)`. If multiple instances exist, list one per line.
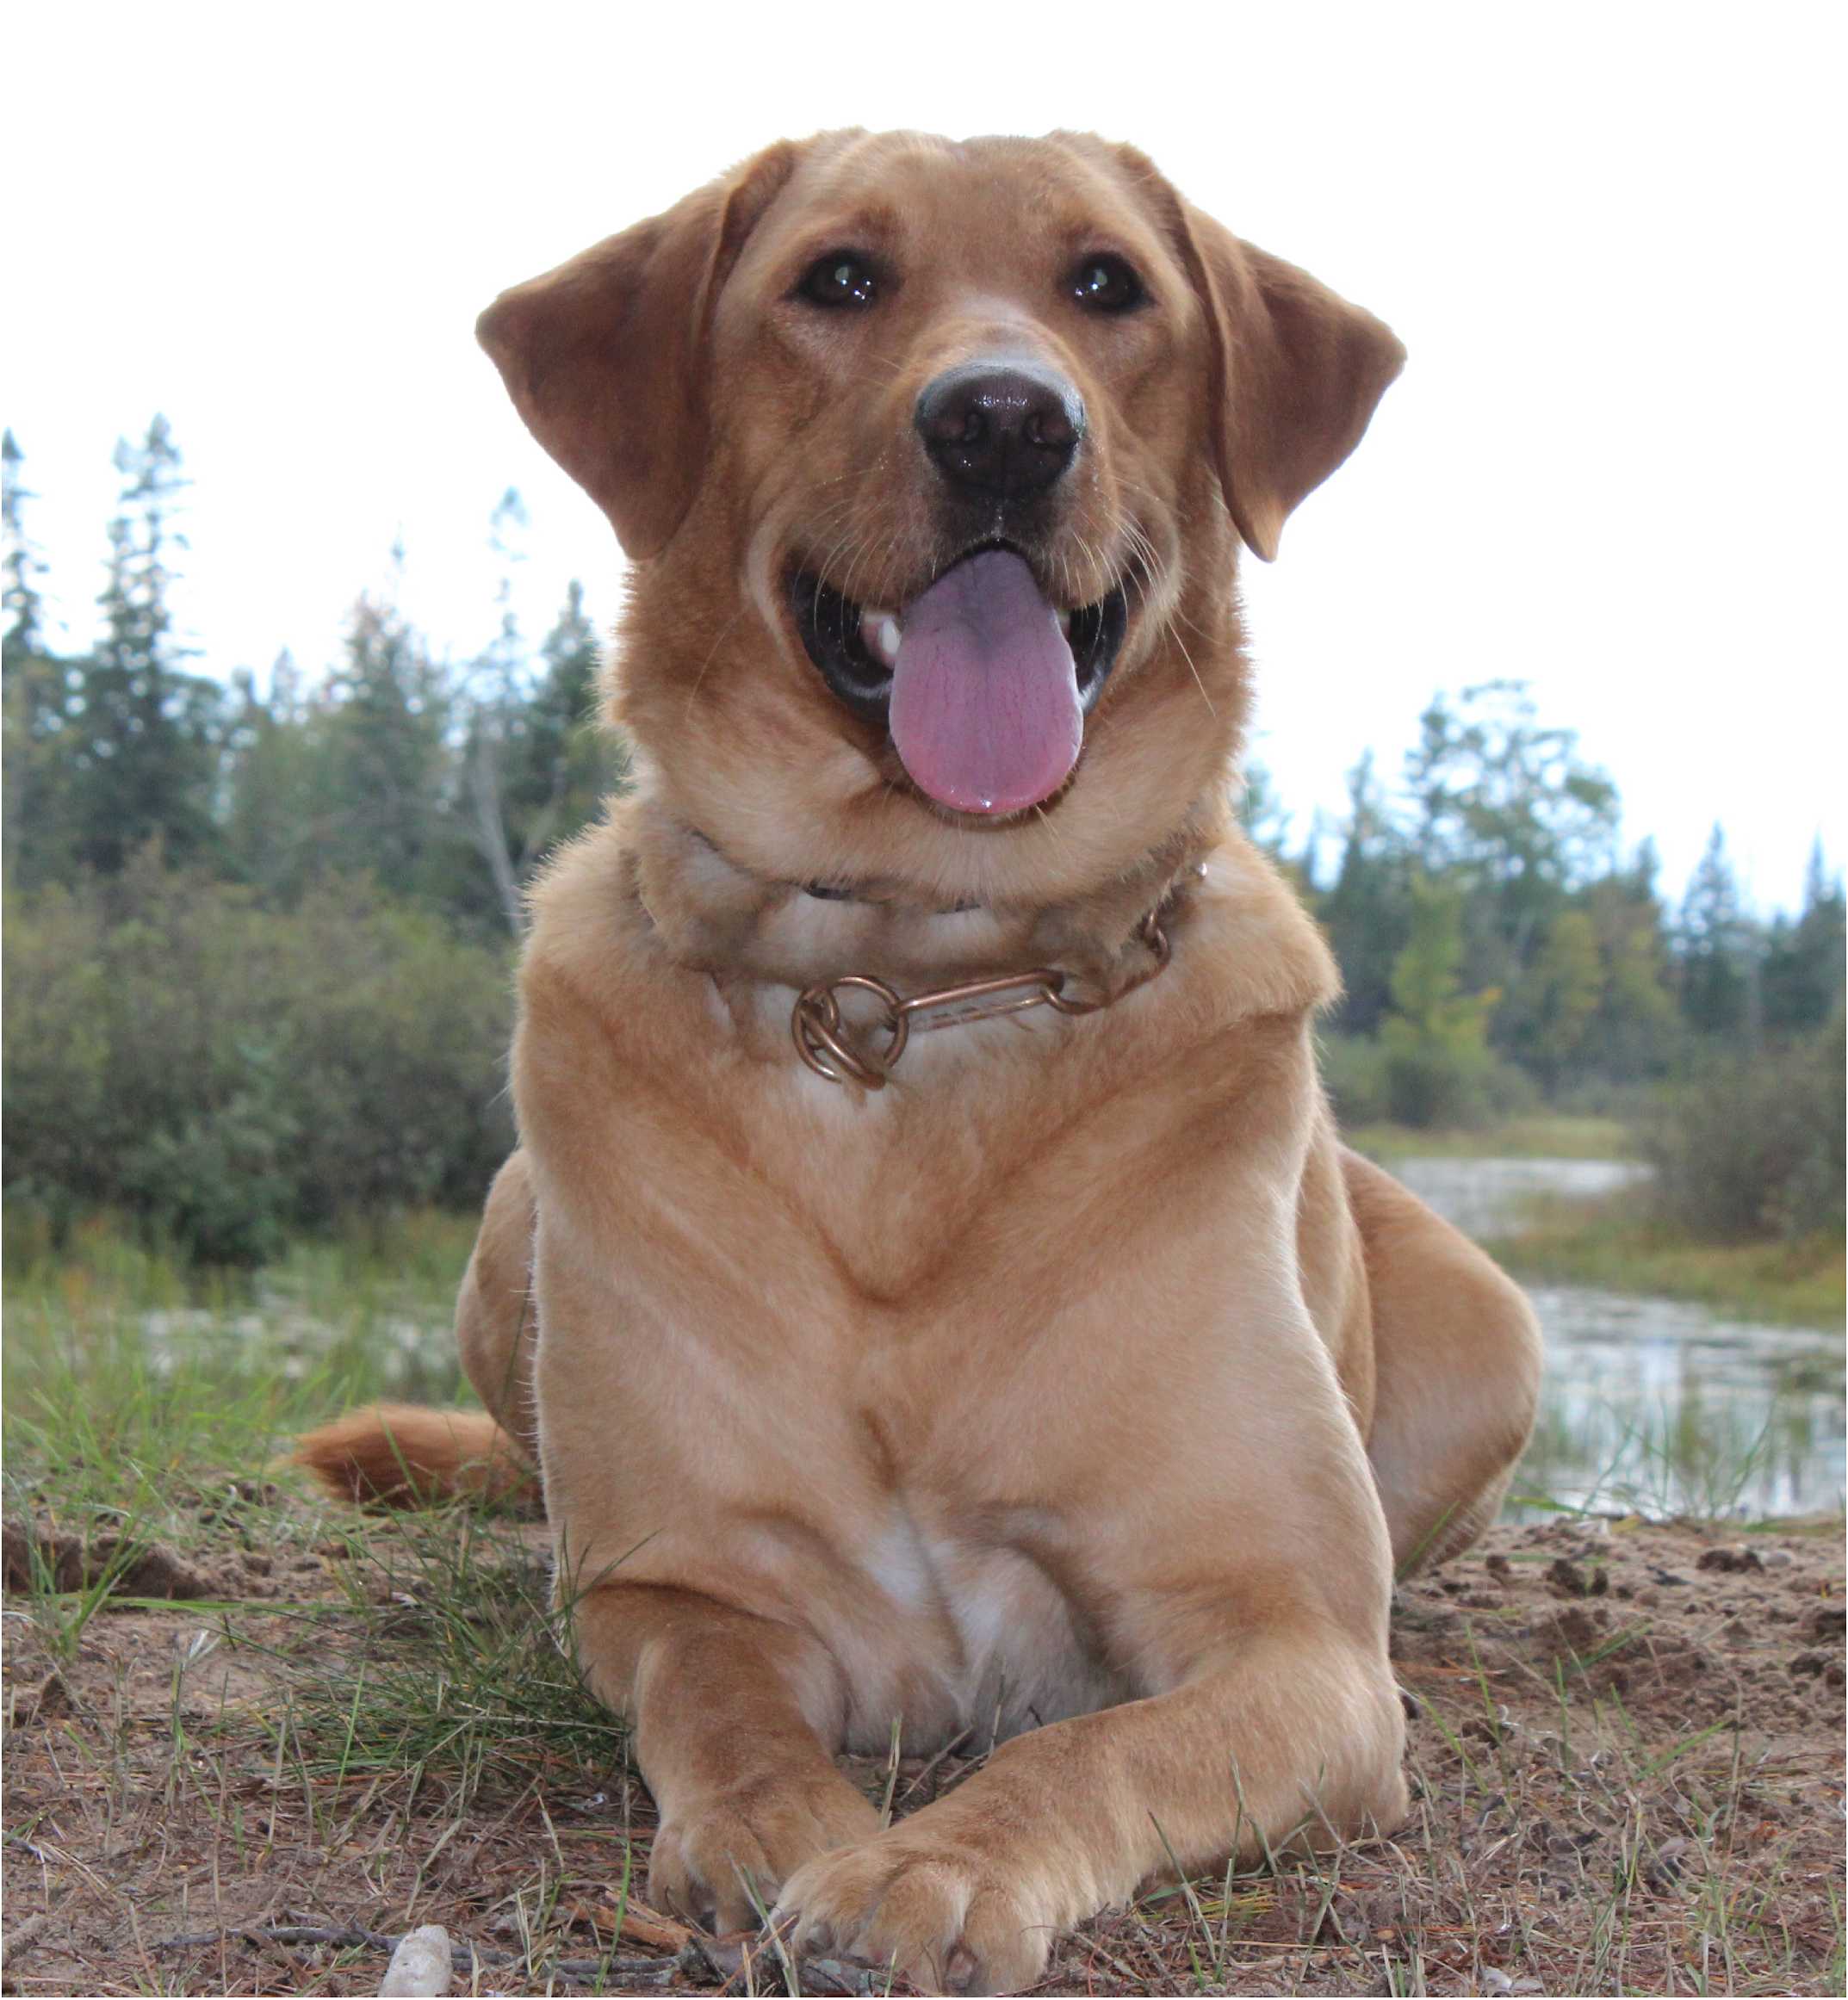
(301, 129), (1541, 1994)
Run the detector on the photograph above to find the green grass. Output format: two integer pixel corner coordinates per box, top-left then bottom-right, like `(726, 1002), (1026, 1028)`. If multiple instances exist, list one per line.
(2, 1207), (480, 1494)
(3, 1202), (481, 1311)
(1485, 1193), (1845, 1327)
(3, 1223), (643, 1991)
(266, 1504), (629, 1811)
(1345, 1113), (1635, 1162)
(2, 1206), (487, 1712)
(0, 1204), (620, 1764)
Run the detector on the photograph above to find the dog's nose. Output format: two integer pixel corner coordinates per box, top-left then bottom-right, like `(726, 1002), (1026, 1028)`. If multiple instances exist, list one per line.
(915, 363), (1085, 499)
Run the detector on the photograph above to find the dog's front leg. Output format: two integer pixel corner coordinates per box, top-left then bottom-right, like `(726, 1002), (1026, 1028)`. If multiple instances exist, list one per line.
(773, 1614), (1407, 1994)
(571, 1582), (881, 1931)
(525, 1158), (884, 1929)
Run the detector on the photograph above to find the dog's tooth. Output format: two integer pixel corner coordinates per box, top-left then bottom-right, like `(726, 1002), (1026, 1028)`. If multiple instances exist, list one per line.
(860, 610), (902, 667)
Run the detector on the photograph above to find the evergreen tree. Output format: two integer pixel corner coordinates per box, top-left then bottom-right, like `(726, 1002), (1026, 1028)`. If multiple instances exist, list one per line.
(461, 573), (623, 936)
(64, 417), (223, 872)
(1677, 824), (1759, 1045)
(3, 429), (46, 655)
(1762, 839), (1846, 1037)
(320, 579), (454, 898)
(219, 653), (328, 902)
(1317, 751), (1414, 1035)
(2, 431), (76, 884)
(512, 577), (623, 845)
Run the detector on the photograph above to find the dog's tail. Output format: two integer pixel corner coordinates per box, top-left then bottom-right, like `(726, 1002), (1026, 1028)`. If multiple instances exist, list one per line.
(293, 1403), (540, 1511)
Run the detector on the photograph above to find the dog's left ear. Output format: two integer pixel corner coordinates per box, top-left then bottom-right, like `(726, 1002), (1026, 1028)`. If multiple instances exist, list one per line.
(476, 140), (805, 559)
(1182, 211), (1405, 561)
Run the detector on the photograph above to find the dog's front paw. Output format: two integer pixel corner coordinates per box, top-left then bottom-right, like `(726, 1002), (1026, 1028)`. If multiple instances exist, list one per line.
(649, 1775), (880, 1934)
(774, 1827), (1058, 1996)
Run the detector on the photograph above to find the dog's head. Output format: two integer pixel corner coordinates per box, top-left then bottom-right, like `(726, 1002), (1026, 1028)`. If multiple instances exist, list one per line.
(480, 132), (1401, 907)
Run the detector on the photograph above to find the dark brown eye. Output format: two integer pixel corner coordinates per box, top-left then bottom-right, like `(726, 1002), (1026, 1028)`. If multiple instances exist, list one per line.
(797, 252), (879, 308)
(1070, 255), (1144, 313)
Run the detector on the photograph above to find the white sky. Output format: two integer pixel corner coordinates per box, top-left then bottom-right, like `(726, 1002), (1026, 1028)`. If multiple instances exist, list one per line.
(6, 1), (1843, 909)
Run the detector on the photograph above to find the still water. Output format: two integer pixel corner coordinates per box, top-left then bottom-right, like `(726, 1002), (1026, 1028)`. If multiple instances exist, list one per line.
(1393, 1156), (1845, 1519)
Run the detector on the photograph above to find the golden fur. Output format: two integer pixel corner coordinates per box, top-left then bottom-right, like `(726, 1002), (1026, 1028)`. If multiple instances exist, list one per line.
(298, 130), (1541, 1995)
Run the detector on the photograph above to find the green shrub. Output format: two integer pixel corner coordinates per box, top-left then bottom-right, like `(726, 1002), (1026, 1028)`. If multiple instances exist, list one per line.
(3, 858), (515, 1263)
(1320, 1025), (1535, 1132)
(1319, 1031), (1393, 1127)
(1377, 1026), (1536, 1130)
(1641, 1017), (1845, 1241)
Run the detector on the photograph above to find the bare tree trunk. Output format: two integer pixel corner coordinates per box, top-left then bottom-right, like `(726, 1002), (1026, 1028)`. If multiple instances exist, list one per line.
(467, 726), (526, 942)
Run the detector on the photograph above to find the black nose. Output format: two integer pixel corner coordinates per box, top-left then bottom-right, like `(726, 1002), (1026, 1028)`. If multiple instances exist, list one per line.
(914, 363), (1085, 499)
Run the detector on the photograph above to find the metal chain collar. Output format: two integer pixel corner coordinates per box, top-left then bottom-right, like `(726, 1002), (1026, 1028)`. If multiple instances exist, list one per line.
(791, 907), (1172, 1089)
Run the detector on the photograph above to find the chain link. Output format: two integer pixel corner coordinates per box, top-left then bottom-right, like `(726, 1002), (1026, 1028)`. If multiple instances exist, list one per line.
(791, 910), (1171, 1089)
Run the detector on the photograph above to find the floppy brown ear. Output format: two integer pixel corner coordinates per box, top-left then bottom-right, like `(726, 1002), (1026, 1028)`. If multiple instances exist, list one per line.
(476, 141), (804, 559)
(1179, 209), (1405, 562)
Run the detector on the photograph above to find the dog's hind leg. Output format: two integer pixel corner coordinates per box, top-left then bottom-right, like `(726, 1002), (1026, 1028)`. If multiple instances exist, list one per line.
(1343, 1148), (1543, 1573)
(454, 1149), (542, 1464)
(295, 1152), (540, 1508)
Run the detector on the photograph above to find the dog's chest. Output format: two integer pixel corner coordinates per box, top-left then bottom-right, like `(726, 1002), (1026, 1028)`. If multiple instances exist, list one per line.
(742, 1011), (1145, 1304)
(834, 1501), (1129, 1755)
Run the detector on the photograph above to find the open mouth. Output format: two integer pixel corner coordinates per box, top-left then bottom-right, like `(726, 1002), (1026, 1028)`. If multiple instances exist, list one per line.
(789, 544), (1130, 816)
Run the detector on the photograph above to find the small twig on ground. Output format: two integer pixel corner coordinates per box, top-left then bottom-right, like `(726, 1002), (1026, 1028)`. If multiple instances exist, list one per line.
(1, 1910), (55, 1964)
(696, 1929), (886, 1997)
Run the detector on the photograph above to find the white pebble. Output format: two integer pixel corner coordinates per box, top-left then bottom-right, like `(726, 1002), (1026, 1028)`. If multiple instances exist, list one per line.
(379, 1924), (452, 1997)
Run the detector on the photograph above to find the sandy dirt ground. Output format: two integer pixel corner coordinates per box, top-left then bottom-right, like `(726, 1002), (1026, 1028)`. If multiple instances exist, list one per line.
(3, 1506), (1842, 1997)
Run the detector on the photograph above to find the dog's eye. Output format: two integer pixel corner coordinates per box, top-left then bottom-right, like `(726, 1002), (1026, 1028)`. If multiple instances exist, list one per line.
(1070, 256), (1144, 314)
(797, 253), (880, 309)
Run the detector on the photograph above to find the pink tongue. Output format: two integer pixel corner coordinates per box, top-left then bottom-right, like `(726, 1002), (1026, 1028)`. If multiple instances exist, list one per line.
(889, 549), (1082, 814)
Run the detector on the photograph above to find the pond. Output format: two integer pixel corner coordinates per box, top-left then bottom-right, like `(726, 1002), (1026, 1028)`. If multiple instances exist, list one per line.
(1392, 1155), (1845, 1520)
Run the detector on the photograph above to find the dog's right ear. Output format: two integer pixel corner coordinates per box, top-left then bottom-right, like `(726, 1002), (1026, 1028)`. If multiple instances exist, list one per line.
(477, 142), (804, 560)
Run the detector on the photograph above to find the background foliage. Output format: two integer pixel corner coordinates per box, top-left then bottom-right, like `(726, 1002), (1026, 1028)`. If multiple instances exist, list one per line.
(3, 422), (1842, 1261)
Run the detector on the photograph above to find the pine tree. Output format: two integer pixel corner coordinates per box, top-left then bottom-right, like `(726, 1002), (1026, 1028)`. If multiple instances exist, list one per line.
(3, 430), (75, 883)
(462, 573), (623, 936)
(517, 577), (623, 839)
(219, 653), (326, 901)
(3, 429), (46, 657)
(1317, 751), (1415, 1035)
(1762, 839), (1846, 1037)
(1677, 824), (1759, 1045)
(322, 582), (452, 898)
(65, 417), (223, 872)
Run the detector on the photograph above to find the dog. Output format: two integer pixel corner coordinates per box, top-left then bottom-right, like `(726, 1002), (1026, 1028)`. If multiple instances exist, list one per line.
(300, 129), (1541, 1995)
